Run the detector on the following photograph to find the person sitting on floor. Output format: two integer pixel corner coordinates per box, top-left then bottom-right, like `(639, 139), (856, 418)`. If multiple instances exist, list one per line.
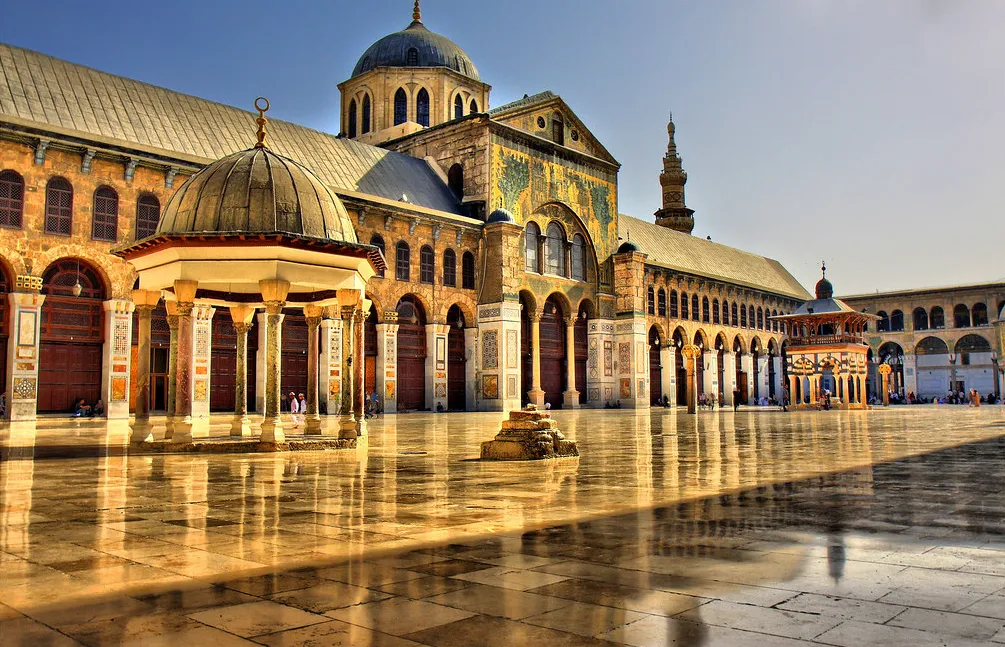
(72, 399), (91, 417)
(91, 399), (104, 417)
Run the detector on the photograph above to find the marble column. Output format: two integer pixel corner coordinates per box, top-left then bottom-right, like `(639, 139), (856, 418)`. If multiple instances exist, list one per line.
(320, 308), (342, 415)
(171, 280), (198, 444)
(741, 354), (754, 405)
(303, 304), (323, 434)
(722, 352), (736, 407)
(375, 315), (397, 414)
(682, 344), (700, 414)
(5, 285), (45, 422)
(131, 290), (160, 442)
(464, 327), (478, 411)
(101, 299), (135, 419)
(528, 312), (545, 407)
(703, 350), (718, 400)
(164, 302), (179, 438)
(563, 315), (580, 409)
(259, 279), (290, 443)
(189, 305), (215, 436)
(660, 345), (674, 405)
(354, 304), (368, 435)
(338, 303), (357, 439)
(254, 311), (268, 414)
(229, 305), (256, 438)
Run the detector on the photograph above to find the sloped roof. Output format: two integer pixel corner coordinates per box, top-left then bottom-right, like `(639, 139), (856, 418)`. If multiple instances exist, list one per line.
(488, 91), (557, 115)
(618, 214), (811, 300)
(0, 43), (465, 215)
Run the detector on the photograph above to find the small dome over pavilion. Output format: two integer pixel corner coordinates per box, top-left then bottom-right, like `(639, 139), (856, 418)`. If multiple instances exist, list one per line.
(815, 262), (834, 299)
(486, 208), (515, 224)
(351, 2), (479, 81)
(157, 147), (357, 244)
(618, 240), (642, 254)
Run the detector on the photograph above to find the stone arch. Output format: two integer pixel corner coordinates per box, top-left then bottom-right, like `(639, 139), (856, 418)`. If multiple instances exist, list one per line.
(649, 321), (668, 346)
(440, 300), (476, 329)
(0, 247), (26, 278)
(364, 291), (384, 321)
(767, 338), (779, 356)
(749, 336), (763, 354)
(41, 256), (109, 300)
(518, 289), (538, 316)
(576, 297), (598, 320)
(714, 332), (729, 350)
(671, 325), (687, 347)
(733, 334), (746, 354)
(543, 291), (573, 319)
(915, 336), (949, 355)
(693, 328), (710, 349)
(955, 334), (992, 354)
(530, 201), (600, 282)
(394, 291), (433, 324)
(35, 245), (121, 298)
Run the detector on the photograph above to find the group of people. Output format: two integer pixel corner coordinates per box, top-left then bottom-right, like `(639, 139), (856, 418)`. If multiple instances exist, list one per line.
(284, 391), (383, 425)
(72, 398), (104, 417)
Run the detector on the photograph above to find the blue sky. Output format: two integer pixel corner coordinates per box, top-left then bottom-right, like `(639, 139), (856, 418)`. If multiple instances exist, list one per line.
(3, 0), (1003, 294)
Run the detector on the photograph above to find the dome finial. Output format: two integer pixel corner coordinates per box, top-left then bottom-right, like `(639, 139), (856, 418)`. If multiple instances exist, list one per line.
(821, 260), (827, 277)
(412, 0), (421, 22)
(254, 97), (270, 149)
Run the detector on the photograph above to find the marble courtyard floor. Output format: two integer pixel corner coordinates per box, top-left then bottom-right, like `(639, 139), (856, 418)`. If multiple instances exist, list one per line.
(3, 407), (1005, 645)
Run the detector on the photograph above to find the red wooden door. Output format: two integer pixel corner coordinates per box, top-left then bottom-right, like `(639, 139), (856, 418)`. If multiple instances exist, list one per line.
(521, 311), (532, 404)
(281, 311), (308, 400)
(397, 320), (426, 411)
(574, 318), (587, 404)
(539, 307), (565, 409)
(448, 326), (465, 410)
(38, 343), (102, 412)
(650, 344), (662, 405)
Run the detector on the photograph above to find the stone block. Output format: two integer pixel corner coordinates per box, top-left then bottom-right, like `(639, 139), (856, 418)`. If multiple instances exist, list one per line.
(481, 408), (579, 461)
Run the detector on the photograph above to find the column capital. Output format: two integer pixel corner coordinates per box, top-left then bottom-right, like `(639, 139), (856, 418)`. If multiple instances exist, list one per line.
(264, 301), (285, 316)
(103, 298), (136, 315)
(527, 311), (541, 323)
(232, 321), (252, 335)
(303, 303), (324, 320)
(341, 305), (356, 321)
(259, 279), (291, 303)
(131, 289), (161, 309)
(229, 305), (256, 326)
(173, 279), (198, 303)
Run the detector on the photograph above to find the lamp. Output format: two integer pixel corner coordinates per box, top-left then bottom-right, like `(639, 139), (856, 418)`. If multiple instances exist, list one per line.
(72, 259), (83, 297)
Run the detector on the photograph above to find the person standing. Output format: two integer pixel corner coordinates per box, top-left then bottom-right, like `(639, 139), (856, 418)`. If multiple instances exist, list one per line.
(732, 388), (741, 412)
(288, 392), (299, 423)
(781, 385), (789, 411)
(298, 393), (307, 422)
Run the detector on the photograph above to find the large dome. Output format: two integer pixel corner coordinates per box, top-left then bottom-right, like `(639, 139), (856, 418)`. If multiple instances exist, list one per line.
(351, 19), (479, 82)
(157, 147), (357, 243)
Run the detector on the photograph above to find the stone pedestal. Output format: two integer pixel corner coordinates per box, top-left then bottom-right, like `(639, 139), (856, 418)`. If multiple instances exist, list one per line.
(562, 315), (581, 409)
(6, 288), (45, 422)
(481, 407), (579, 461)
(101, 299), (135, 419)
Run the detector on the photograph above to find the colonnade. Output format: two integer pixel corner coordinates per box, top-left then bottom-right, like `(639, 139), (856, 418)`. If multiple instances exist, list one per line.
(524, 312), (581, 409)
(130, 280), (368, 444)
(787, 371), (867, 408)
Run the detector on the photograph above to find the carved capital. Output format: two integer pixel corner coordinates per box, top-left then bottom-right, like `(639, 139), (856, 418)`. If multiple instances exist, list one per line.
(232, 322), (252, 335)
(264, 301), (284, 316)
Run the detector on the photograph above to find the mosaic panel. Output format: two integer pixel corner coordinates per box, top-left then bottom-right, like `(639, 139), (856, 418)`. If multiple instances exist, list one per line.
(482, 331), (499, 369)
(636, 342), (646, 373)
(112, 318), (130, 356)
(638, 378), (646, 397)
(111, 377), (127, 401)
(385, 381), (395, 399)
(195, 323), (209, 357)
(507, 375), (517, 398)
(482, 375), (499, 399)
(619, 343), (631, 375)
(506, 330), (518, 369)
(12, 377), (36, 400)
(435, 383), (447, 398)
(588, 387), (600, 401)
(620, 378), (631, 399)
(194, 379), (208, 401)
(604, 341), (613, 377)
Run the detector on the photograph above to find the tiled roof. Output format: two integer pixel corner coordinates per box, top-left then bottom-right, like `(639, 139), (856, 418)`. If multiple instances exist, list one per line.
(0, 43), (465, 216)
(618, 214), (811, 300)
(488, 91), (557, 115)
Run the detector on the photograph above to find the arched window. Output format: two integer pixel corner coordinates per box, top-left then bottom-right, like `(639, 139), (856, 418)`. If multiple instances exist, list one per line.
(913, 307), (928, 331)
(470, 98), (478, 114)
(702, 297), (710, 323)
(0, 170), (24, 228)
(448, 164), (464, 200)
(91, 186), (118, 242)
(135, 194), (160, 239)
(44, 176), (73, 235)
(756, 307), (764, 330)
(406, 47), (419, 66)
(657, 289), (667, 317)
(571, 234), (586, 281)
(462, 252), (475, 289)
(454, 95), (464, 120)
(692, 294), (700, 321)
(347, 99), (357, 138)
(552, 114), (564, 145)
(740, 304), (748, 328)
(930, 306), (945, 329)
(361, 94), (371, 134)
(545, 222), (565, 276)
(416, 88), (430, 127)
(748, 305), (755, 328)
(772, 310), (778, 332)
(669, 290), (678, 318)
(393, 88), (408, 126)
(681, 292), (689, 319)
(973, 303), (989, 327)
(712, 299), (720, 324)
(419, 245), (434, 284)
(889, 310), (904, 331)
(721, 300), (728, 326)
(395, 241), (410, 281)
(647, 287), (655, 315)
(731, 303), (738, 326)
(370, 234), (386, 278)
(525, 222), (540, 273)
(876, 311), (890, 332)
(443, 249), (456, 286)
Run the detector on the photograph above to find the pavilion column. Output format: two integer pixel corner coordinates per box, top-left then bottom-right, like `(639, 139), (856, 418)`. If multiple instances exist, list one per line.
(563, 315), (580, 409)
(376, 316), (397, 414)
(259, 279), (289, 443)
(229, 306), (256, 438)
(170, 280), (198, 444)
(101, 299), (135, 420)
(528, 312), (544, 407)
(254, 311), (268, 413)
(130, 290), (160, 442)
(320, 308), (341, 415)
(189, 305), (215, 436)
(353, 304), (368, 435)
(164, 303), (179, 437)
(338, 302), (357, 439)
(879, 364), (892, 406)
(682, 344), (700, 414)
(302, 304), (324, 435)
(5, 283), (45, 422)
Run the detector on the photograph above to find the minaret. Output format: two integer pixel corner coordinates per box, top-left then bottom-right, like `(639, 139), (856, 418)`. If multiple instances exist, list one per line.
(653, 114), (695, 234)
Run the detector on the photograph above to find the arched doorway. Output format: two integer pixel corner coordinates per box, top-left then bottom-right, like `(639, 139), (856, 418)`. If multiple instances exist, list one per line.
(574, 306), (588, 405)
(210, 310), (258, 412)
(767, 340), (778, 399)
(540, 295), (567, 409)
(878, 342), (905, 396)
(364, 306), (378, 402)
(693, 332), (705, 398)
(520, 293), (534, 405)
(672, 328), (686, 405)
(751, 338), (761, 401)
(396, 295), (427, 411)
(715, 334), (727, 402)
(281, 309), (308, 402)
(40, 259), (106, 412)
(0, 263), (10, 395)
(649, 326), (662, 406)
(446, 305), (466, 411)
(733, 337), (748, 404)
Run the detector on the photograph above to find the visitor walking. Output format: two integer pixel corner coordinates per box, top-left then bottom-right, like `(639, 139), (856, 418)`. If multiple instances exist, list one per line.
(288, 392), (299, 424)
(732, 389), (741, 412)
(781, 385), (789, 411)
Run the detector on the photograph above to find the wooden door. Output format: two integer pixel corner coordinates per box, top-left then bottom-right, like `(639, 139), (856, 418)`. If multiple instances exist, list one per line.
(539, 307), (565, 409)
(676, 351), (686, 405)
(448, 326), (465, 410)
(38, 343), (102, 412)
(737, 372), (749, 404)
(521, 312), (532, 404)
(650, 344), (662, 405)
(281, 311), (308, 400)
(365, 356), (377, 397)
(397, 321), (426, 411)
(574, 318), (587, 404)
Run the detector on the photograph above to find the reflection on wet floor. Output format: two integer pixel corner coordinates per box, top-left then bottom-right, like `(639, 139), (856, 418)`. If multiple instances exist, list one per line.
(2, 407), (1005, 645)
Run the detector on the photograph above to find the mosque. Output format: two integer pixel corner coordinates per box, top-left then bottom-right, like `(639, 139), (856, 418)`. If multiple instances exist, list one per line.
(0, 2), (849, 425)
